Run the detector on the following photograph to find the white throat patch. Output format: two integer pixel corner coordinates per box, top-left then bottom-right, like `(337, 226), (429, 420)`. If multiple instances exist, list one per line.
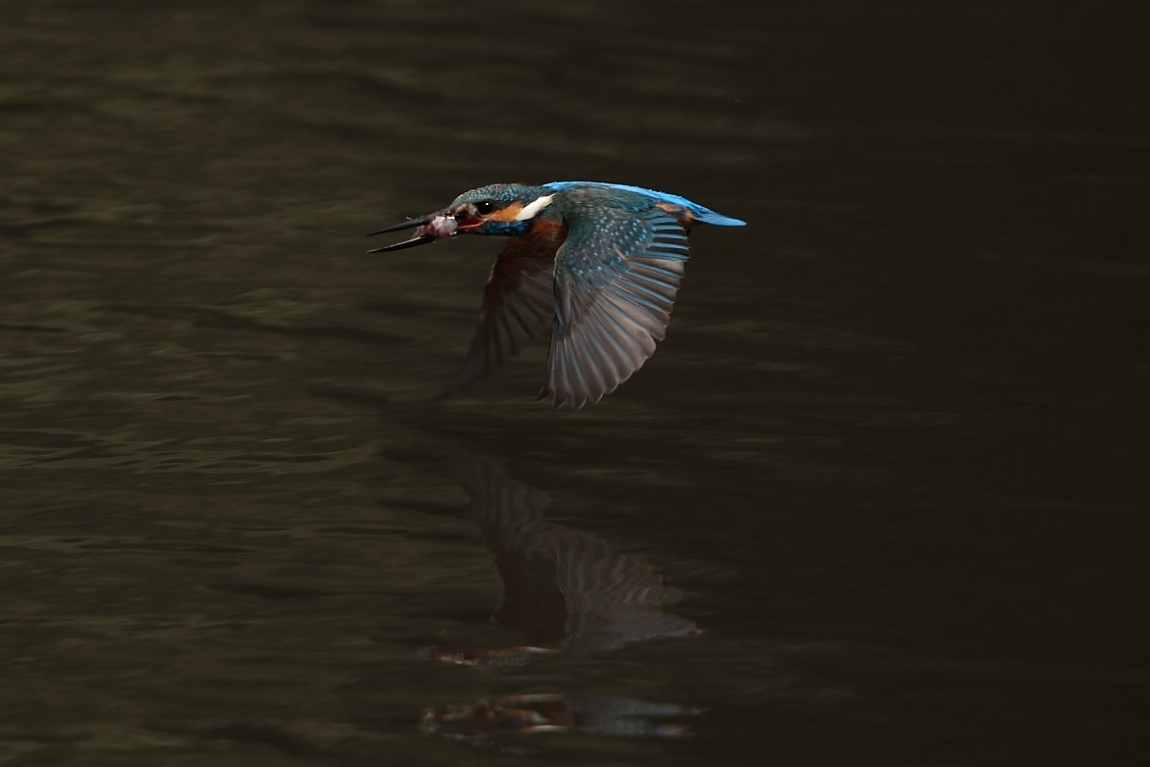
(513, 194), (555, 221)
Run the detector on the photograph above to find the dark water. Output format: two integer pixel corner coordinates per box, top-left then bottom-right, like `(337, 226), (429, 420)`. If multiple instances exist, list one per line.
(2, 1), (1148, 764)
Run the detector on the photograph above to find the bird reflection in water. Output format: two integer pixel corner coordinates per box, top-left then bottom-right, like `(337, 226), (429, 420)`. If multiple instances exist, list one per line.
(421, 693), (701, 741)
(421, 452), (701, 741)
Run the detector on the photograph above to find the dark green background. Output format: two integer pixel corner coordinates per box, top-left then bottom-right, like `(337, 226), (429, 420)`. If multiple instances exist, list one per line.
(2, 2), (1146, 764)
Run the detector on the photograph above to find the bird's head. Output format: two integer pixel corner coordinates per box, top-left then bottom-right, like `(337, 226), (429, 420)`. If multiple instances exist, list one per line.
(368, 183), (555, 253)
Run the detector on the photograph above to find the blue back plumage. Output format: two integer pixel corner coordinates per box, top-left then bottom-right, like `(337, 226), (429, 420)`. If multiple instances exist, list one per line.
(544, 181), (746, 227)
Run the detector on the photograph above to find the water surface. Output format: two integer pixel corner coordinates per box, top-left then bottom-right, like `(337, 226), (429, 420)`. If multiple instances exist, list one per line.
(2, 2), (1147, 764)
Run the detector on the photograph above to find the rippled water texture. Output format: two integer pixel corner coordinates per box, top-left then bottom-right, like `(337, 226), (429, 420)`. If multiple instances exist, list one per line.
(2, 2), (1147, 765)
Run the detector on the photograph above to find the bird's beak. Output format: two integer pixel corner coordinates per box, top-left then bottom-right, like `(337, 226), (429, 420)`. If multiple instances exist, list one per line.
(366, 210), (459, 253)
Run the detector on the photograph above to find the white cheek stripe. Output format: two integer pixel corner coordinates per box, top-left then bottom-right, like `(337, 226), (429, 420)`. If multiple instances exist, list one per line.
(514, 194), (555, 221)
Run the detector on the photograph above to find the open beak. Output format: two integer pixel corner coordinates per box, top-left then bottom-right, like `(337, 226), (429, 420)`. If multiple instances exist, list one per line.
(366, 210), (460, 253)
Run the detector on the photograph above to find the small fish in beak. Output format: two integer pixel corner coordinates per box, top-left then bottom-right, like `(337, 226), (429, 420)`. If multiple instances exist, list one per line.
(367, 212), (459, 253)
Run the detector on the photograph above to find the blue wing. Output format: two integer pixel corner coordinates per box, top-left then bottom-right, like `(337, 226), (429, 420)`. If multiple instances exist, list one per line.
(543, 205), (690, 408)
(545, 181), (746, 227)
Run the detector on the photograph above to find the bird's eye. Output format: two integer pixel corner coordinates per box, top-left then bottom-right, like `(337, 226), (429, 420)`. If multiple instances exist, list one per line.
(473, 200), (497, 215)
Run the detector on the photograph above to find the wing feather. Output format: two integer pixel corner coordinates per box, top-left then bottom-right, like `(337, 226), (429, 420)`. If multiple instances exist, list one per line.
(542, 207), (691, 408)
(444, 239), (557, 398)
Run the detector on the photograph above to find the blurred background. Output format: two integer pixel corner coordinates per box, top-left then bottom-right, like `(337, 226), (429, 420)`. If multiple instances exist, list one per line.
(1, 1), (1147, 764)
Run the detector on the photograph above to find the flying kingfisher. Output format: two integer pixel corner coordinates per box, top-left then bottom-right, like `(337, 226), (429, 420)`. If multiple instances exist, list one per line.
(368, 181), (746, 408)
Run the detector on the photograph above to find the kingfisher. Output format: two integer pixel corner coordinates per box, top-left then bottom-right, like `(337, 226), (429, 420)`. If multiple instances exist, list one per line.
(368, 181), (745, 408)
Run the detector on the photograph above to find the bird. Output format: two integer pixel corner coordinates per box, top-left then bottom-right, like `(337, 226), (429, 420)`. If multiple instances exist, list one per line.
(368, 181), (745, 408)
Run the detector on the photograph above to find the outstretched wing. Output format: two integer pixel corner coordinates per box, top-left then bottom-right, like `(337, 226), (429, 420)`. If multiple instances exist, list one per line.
(542, 207), (690, 408)
(443, 236), (558, 398)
